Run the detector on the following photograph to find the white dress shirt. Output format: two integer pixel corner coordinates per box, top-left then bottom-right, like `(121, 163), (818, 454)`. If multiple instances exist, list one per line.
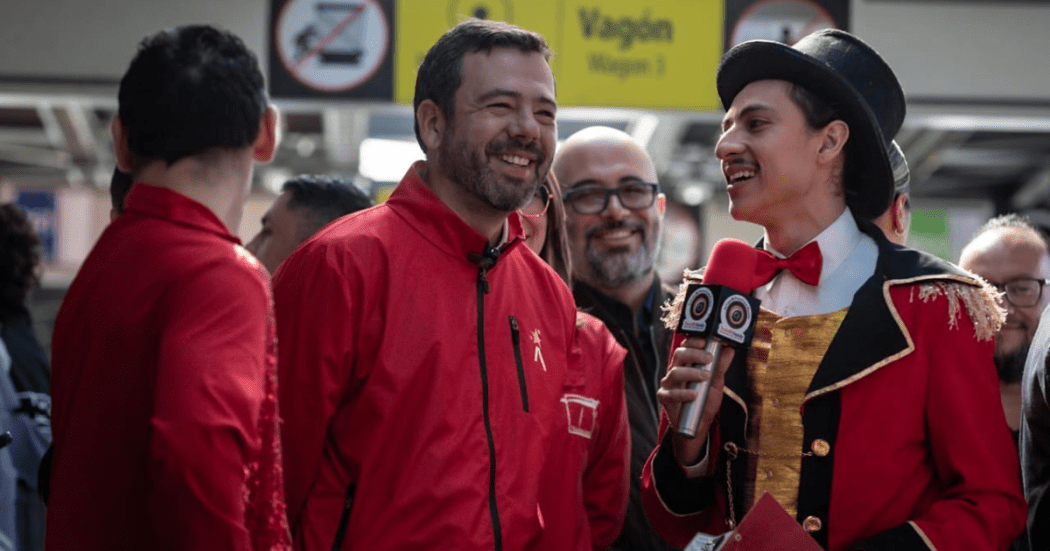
(755, 208), (878, 317)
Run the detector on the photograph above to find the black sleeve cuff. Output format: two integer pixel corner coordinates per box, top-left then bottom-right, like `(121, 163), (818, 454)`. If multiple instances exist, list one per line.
(652, 430), (716, 515)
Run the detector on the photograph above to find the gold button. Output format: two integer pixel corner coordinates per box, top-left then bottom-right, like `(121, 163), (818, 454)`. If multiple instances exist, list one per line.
(811, 439), (831, 457)
(803, 516), (823, 532)
(765, 470), (774, 480)
(770, 398), (780, 406)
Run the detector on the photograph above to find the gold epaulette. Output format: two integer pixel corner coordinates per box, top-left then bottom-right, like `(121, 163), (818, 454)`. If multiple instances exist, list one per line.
(660, 268), (704, 330)
(910, 279), (1005, 342)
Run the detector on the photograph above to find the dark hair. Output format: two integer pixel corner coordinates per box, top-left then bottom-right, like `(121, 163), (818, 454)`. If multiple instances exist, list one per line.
(110, 167), (134, 213)
(413, 18), (550, 153)
(118, 25), (268, 167)
(282, 175), (374, 240)
(972, 213), (1050, 254)
(537, 171), (573, 286)
(788, 83), (861, 208)
(0, 203), (41, 313)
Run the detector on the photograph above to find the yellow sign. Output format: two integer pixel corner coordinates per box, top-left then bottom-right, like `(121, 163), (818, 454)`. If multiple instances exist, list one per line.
(394, 0), (723, 110)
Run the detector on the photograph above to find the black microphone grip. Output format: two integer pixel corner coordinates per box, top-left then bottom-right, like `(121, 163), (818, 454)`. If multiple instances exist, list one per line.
(676, 338), (725, 439)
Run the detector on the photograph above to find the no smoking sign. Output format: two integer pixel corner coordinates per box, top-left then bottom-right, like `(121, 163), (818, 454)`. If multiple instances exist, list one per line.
(269, 0), (395, 99)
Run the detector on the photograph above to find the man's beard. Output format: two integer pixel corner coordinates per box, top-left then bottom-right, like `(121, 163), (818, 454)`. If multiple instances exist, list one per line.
(584, 220), (657, 288)
(995, 342), (1030, 384)
(438, 128), (546, 212)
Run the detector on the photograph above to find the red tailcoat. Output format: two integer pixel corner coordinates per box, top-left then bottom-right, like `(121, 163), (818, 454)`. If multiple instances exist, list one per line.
(643, 228), (1026, 551)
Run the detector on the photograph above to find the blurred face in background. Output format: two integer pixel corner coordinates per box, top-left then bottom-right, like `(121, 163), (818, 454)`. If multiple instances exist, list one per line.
(960, 227), (1050, 364)
(245, 191), (303, 274)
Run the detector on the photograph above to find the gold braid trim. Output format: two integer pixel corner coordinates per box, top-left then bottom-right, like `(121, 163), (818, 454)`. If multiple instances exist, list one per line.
(911, 279), (1004, 342)
(661, 268), (704, 330)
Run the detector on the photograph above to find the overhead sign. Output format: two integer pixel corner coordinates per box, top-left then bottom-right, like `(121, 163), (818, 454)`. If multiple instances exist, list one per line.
(725, 0), (848, 50)
(554, 1), (722, 110)
(394, 0), (723, 110)
(270, 0), (395, 99)
(271, 0), (723, 109)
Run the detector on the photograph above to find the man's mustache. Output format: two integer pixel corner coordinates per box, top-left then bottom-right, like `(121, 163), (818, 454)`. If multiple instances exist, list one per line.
(585, 220), (647, 241)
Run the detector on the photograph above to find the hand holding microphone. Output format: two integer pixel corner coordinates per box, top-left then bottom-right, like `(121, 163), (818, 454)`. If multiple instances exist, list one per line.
(657, 239), (762, 463)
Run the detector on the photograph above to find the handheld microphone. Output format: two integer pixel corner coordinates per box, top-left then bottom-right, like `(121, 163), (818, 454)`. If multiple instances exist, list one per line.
(675, 239), (762, 438)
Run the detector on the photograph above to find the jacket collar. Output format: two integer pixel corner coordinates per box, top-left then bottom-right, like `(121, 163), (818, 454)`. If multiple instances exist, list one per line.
(386, 161), (524, 265)
(123, 183), (239, 244)
(573, 274), (665, 334)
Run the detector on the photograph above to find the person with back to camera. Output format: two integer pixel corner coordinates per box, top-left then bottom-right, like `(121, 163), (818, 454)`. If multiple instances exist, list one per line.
(47, 24), (290, 551)
(871, 140), (911, 245)
(641, 29), (1026, 550)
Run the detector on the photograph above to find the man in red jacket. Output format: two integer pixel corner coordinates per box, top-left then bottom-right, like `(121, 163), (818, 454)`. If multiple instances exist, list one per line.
(644, 29), (1026, 551)
(48, 25), (290, 551)
(273, 18), (624, 551)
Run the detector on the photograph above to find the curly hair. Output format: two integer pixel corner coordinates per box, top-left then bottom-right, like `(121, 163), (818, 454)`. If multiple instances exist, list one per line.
(0, 203), (41, 313)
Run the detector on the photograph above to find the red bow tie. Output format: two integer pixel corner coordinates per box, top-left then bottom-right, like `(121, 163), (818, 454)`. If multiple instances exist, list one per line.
(754, 241), (823, 287)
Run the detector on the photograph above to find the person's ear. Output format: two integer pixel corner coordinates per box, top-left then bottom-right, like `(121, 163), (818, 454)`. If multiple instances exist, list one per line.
(253, 104), (279, 163)
(656, 193), (667, 217)
(417, 99), (445, 154)
(817, 120), (849, 164)
(111, 117), (134, 173)
(893, 194), (908, 234)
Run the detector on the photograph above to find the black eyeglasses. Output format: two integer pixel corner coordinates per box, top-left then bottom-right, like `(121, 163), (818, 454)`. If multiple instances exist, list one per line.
(518, 185), (550, 218)
(987, 277), (1050, 307)
(562, 182), (659, 215)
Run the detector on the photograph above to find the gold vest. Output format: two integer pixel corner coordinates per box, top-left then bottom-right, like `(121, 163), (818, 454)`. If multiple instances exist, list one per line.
(741, 307), (848, 518)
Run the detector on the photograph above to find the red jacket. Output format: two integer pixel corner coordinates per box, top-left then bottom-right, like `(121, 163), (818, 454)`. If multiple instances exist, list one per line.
(642, 234), (1027, 551)
(538, 312), (630, 550)
(273, 163), (628, 550)
(48, 184), (290, 551)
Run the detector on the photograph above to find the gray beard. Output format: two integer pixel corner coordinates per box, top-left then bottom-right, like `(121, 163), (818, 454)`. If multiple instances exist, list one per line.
(586, 246), (654, 289)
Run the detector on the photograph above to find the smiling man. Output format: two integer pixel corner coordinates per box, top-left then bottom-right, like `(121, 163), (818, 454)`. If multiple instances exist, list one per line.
(553, 126), (677, 551)
(961, 215), (1050, 438)
(272, 19), (611, 551)
(643, 29), (1026, 551)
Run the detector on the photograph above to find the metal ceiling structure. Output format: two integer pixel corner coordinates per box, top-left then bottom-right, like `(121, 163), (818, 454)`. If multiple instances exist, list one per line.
(3, 81), (1050, 224)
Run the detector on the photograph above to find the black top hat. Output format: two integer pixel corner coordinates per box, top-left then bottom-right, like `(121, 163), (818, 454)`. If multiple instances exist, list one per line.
(716, 29), (906, 219)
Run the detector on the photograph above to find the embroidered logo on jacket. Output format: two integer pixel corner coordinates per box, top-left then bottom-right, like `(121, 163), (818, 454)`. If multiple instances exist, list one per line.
(561, 394), (599, 439)
(531, 329), (547, 371)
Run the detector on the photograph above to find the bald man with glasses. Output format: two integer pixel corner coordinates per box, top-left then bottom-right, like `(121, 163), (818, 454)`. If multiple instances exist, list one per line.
(553, 126), (676, 551)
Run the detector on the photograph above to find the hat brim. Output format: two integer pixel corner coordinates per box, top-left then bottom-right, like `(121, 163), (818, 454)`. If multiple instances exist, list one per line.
(716, 40), (894, 219)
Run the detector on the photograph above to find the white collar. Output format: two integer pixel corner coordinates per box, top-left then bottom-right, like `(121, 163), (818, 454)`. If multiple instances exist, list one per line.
(763, 208), (862, 285)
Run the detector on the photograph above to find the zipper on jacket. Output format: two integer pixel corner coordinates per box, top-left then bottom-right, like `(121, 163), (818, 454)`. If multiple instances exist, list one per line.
(509, 316), (529, 412)
(470, 247), (503, 551)
(329, 483), (356, 551)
